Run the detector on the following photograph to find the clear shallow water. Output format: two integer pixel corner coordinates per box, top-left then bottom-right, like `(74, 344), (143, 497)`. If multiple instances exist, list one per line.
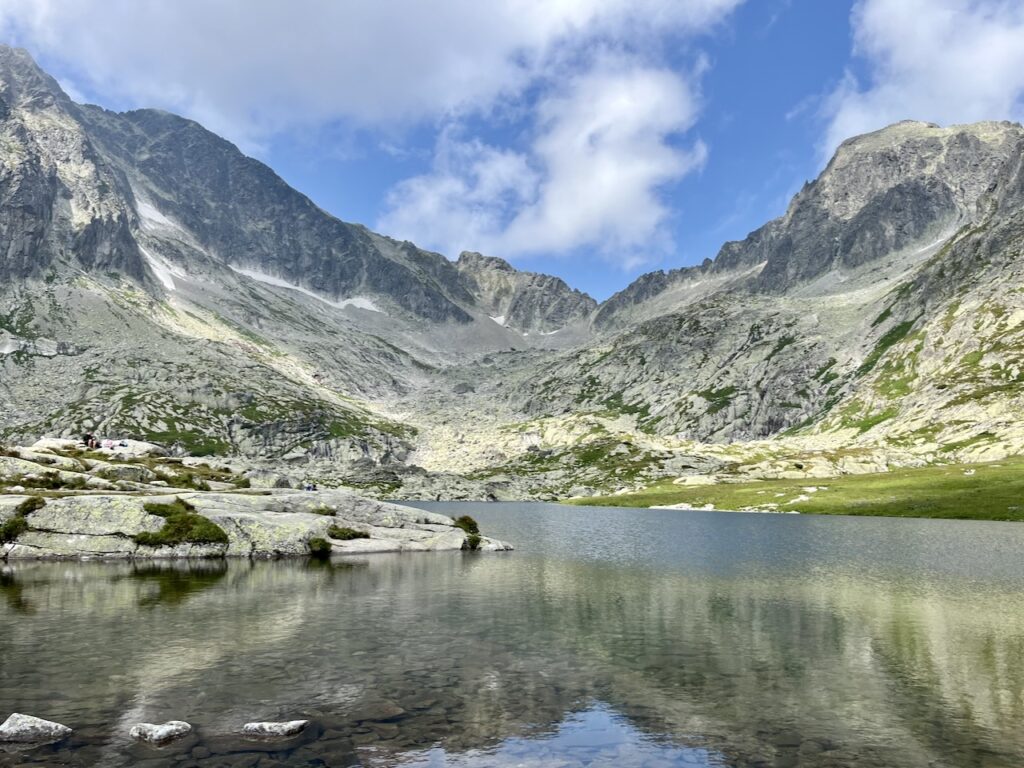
(2, 503), (1024, 767)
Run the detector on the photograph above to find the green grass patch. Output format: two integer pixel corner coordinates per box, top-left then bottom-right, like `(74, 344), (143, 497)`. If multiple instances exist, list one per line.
(844, 407), (899, 434)
(857, 321), (916, 377)
(327, 525), (369, 540)
(307, 537), (332, 558)
(145, 430), (231, 457)
(0, 515), (29, 543)
(813, 358), (837, 380)
(600, 391), (651, 420)
(939, 431), (997, 453)
(453, 515), (482, 550)
(15, 496), (45, 515)
(871, 305), (893, 328)
(16, 472), (88, 490)
(136, 499), (229, 547)
(568, 457), (1024, 521)
(766, 335), (797, 361)
(695, 385), (737, 415)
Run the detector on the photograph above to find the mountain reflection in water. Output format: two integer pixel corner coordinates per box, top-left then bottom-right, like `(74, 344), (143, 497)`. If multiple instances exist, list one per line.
(1, 502), (1023, 767)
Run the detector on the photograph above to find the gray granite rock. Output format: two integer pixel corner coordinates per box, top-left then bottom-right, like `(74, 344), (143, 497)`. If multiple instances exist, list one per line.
(0, 713), (72, 743)
(129, 720), (192, 743)
(241, 720), (308, 738)
(0, 489), (513, 560)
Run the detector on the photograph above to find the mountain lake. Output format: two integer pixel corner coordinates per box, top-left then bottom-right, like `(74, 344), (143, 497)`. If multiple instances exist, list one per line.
(2, 502), (1023, 767)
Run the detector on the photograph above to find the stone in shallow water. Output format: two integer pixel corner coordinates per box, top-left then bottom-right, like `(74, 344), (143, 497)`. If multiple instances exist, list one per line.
(0, 713), (72, 742)
(129, 720), (192, 743)
(355, 700), (406, 722)
(241, 720), (308, 738)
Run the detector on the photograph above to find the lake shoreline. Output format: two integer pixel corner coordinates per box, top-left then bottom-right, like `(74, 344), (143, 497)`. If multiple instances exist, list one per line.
(566, 456), (1024, 521)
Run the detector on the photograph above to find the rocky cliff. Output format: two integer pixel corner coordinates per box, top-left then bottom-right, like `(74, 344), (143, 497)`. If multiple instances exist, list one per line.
(455, 251), (596, 334)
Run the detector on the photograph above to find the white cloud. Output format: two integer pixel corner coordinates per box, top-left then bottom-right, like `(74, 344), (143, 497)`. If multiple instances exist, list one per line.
(0, 0), (740, 146)
(824, 0), (1024, 155)
(379, 128), (541, 253)
(379, 61), (708, 266)
(0, 0), (741, 266)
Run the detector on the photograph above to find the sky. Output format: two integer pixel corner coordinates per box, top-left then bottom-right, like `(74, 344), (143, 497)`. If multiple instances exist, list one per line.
(2, 0), (1024, 300)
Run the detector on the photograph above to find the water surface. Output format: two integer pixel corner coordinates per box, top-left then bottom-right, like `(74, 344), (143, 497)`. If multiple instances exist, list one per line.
(2, 502), (1023, 767)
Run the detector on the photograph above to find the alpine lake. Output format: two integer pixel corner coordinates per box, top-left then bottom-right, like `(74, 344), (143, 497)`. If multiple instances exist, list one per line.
(2, 502), (1023, 767)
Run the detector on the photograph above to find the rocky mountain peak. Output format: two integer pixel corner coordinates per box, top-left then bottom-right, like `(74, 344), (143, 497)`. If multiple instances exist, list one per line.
(595, 118), (1024, 329)
(455, 250), (597, 333)
(0, 46), (70, 112)
(811, 119), (1024, 223)
(457, 251), (517, 274)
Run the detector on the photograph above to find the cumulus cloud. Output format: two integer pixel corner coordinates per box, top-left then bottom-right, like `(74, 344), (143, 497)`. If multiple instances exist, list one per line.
(0, 0), (740, 144)
(0, 0), (741, 265)
(824, 0), (1024, 154)
(379, 62), (707, 264)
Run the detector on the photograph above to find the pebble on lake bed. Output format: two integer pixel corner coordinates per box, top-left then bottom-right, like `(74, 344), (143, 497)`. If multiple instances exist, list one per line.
(0, 713), (72, 743)
(129, 721), (192, 743)
(241, 720), (308, 738)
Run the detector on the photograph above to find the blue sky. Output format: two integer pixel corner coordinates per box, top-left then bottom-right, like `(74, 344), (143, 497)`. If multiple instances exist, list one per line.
(3, 0), (1024, 300)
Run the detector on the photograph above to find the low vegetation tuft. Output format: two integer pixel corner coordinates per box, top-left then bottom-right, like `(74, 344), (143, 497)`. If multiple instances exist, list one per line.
(15, 496), (45, 515)
(135, 499), (229, 547)
(0, 496), (45, 543)
(453, 515), (482, 550)
(0, 515), (28, 543)
(327, 525), (369, 540)
(453, 515), (480, 535)
(307, 537), (332, 558)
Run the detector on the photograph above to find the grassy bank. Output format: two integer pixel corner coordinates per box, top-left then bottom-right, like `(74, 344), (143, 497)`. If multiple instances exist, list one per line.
(567, 457), (1024, 521)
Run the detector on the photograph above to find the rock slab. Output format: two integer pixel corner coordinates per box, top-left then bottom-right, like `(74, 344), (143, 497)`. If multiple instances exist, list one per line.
(129, 720), (192, 744)
(0, 713), (72, 743)
(241, 720), (308, 738)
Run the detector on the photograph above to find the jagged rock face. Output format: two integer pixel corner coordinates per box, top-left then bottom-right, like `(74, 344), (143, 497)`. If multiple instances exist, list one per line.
(0, 46), (547, 461)
(455, 251), (597, 333)
(750, 121), (1019, 292)
(504, 122), (1024, 453)
(594, 121), (1024, 328)
(78, 107), (479, 323)
(0, 47), (146, 284)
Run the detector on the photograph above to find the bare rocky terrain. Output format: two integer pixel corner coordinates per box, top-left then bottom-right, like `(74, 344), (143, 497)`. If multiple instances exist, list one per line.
(0, 438), (510, 560)
(3, 45), (1024, 502)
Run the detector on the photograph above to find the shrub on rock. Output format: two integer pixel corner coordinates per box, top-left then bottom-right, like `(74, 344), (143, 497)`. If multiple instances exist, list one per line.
(327, 525), (369, 540)
(135, 499), (229, 546)
(308, 537), (332, 558)
(0, 515), (28, 543)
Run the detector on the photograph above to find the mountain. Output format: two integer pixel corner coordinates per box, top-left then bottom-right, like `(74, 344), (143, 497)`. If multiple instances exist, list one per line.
(3, 45), (1024, 500)
(474, 119), (1024, 494)
(455, 251), (596, 334)
(0, 46), (591, 481)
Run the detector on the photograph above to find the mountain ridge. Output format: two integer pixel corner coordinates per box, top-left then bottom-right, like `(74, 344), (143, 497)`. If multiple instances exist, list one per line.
(4, 44), (1024, 502)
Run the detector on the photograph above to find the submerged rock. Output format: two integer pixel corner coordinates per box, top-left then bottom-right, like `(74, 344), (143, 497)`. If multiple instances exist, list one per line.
(129, 720), (192, 744)
(0, 713), (72, 743)
(241, 720), (308, 738)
